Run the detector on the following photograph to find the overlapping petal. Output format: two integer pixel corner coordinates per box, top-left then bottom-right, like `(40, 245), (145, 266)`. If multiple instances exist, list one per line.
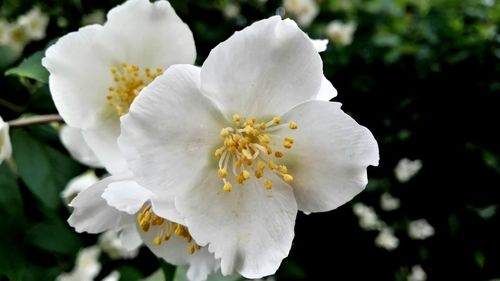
(60, 125), (103, 168)
(281, 101), (379, 213)
(200, 16), (322, 118)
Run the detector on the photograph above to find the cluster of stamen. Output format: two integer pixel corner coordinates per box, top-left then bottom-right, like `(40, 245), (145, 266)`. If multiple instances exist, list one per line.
(214, 114), (298, 192)
(107, 63), (164, 116)
(137, 205), (201, 255)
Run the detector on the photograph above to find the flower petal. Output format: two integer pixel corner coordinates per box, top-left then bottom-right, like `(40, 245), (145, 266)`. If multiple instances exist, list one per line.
(281, 101), (379, 213)
(82, 116), (127, 175)
(139, 225), (219, 281)
(99, 0), (195, 67)
(68, 175), (130, 233)
(176, 171), (297, 278)
(119, 223), (143, 251)
(316, 76), (337, 101)
(102, 180), (152, 215)
(42, 24), (111, 129)
(200, 16), (322, 118)
(60, 125), (103, 168)
(119, 64), (225, 217)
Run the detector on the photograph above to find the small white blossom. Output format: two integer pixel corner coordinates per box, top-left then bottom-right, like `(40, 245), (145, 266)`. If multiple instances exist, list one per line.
(394, 158), (422, 183)
(407, 265), (427, 281)
(375, 228), (399, 251)
(408, 219), (435, 240)
(0, 116), (12, 165)
(380, 192), (400, 211)
(353, 203), (383, 230)
(17, 7), (49, 40)
(81, 10), (106, 26)
(98, 229), (139, 259)
(2, 23), (30, 53)
(0, 20), (9, 45)
(223, 3), (240, 19)
(283, 0), (318, 27)
(61, 171), (99, 206)
(56, 246), (101, 281)
(326, 20), (356, 46)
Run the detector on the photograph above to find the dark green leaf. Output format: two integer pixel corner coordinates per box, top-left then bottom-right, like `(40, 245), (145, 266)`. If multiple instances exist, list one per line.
(0, 164), (25, 281)
(5, 50), (49, 83)
(27, 220), (82, 256)
(173, 266), (242, 281)
(160, 260), (176, 281)
(11, 128), (83, 209)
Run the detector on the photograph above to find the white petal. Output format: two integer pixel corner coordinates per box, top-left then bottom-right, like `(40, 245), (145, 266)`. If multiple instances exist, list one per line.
(150, 196), (185, 225)
(60, 125), (103, 168)
(0, 116), (12, 164)
(311, 38), (328, 52)
(119, 224), (143, 251)
(176, 171), (297, 278)
(139, 224), (219, 279)
(82, 117), (127, 175)
(102, 180), (152, 215)
(316, 76), (337, 101)
(100, 0), (195, 67)
(42, 25), (111, 129)
(200, 16), (322, 118)
(281, 101), (379, 213)
(61, 170), (99, 205)
(68, 175), (130, 233)
(119, 64), (225, 216)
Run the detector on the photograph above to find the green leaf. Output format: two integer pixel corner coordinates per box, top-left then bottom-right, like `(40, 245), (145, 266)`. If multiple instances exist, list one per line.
(118, 266), (144, 281)
(141, 269), (166, 281)
(5, 50), (49, 83)
(27, 220), (82, 256)
(0, 46), (20, 69)
(11, 128), (83, 209)
(0, 164), (25, 281)
(161, 260), (176, 281)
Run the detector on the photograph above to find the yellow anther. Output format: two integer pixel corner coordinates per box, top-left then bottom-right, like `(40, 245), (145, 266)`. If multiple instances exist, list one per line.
(220, 128), (230, 137)
(268, 160), (277, 170)
(140, 221), (150, 232)
(111, 67), (118, 74)
(264, 180), (273, 190)
(289, 121), (298, 129)
(257, 161), (266, 171)
(283, 174), (293, 184)
(283, 141), (293, 149)
(174, 224), (184, 236)
(255, 170), (263, 178)
(272, 116), (281, 124)
(275, 151), (284, 158)
(163, 234), (171, 241)
(242, 149), (253, 160)
(266, 145), (273, 155)
(236, 175), (245, 184)
(284, 136), (294, 143)
(259, 122), (267, 130)
(225, 138), (235, 147)
(156, 67), (163, 73)
(260, 134), (270, 144)
(232, 114), (241, 123)
(215, 148), (223, 157)
(154, 235), (162, 246)
(223, 182), (232, 192)
(218, 168), (228, 178)
(242, 170), (250, 180)
(278, 165), (288, 174)
(151, 215), (165, 226)
(187, 244), (196, 255)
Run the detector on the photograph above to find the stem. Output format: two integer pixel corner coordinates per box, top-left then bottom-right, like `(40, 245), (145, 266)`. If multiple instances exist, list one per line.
(0, 98), (25, 112)
(8, 114), (64, 128)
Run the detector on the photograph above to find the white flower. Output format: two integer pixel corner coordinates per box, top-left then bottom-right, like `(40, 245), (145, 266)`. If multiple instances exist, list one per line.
(394, 158), (422, 183)
(61, 170), (99, 206)
(375, 227), (399, 251)
(283, 0), (318, 27)
(380, 192), (400, 211)
(0, 20), (9, 45)
(60, 125), (103, 168)
(119, 16), (379, 278)
(408, 219), (434, 240)
(223, 3), (240, 19)
(56, 246), (101, 281)
(0, 116), (12, 165)
(326, 20), (356, 46)
(2, 22), (30, 53)
(42, 0), (196, 174)
(17, 7), (49, 40)
(68, 174), (220, 281)
(81, 10), (106, 26)
(407, 265), (427, 281)
(102, 271), (120, 281)
(98, 229), (139, 259)
(353, 202), (383, 230)
(310, 38), (328, 52)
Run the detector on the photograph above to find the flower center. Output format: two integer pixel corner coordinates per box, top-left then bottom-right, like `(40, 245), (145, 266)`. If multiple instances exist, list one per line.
(137, 205), (201, 255)
(214, 114), (298, 192)
(107, 63), (164, 116)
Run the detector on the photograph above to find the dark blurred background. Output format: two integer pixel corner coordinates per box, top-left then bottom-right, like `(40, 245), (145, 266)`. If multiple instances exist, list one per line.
(1, 0), (499, 280)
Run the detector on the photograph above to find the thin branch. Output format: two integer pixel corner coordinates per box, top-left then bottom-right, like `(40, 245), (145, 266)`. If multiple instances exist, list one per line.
(0, 98), (25, 112)
(8, 114), (64, 128)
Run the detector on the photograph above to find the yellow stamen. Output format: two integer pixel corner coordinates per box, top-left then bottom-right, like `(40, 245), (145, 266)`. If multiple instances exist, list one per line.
(218, 168), (228, 178)
(264, 180), (273, 190)
(289, 121), (298, 129)
(283, 174), (293, 184)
